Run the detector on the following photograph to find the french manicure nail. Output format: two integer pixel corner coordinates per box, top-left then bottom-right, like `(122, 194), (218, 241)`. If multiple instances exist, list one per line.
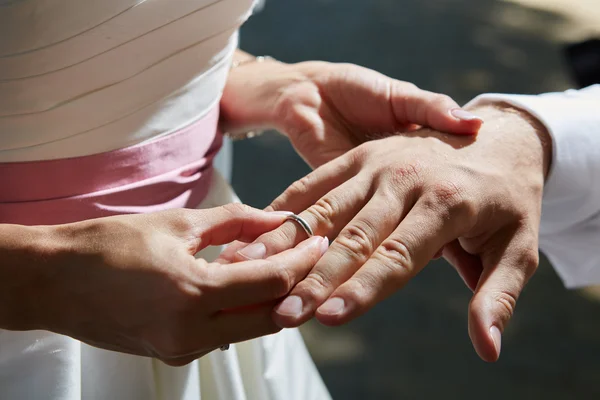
(319, 297), (345, 316)
(297, 236), (323, 250)
(451, 108), (484, 123)
(490, 325), (502, 357)
(320, 237), (330, 256)
(236, 243), (267, 260)
(276, 295), (303, 317)
(268, 211), (295, 216)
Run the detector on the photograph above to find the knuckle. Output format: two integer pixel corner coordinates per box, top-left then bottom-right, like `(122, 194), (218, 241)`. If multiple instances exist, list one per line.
(194, 268), (222, 298)
(394, 83), (420, 104)
(348, 143), (370, 164)
(386, 162), (422, 189)
(493, 291), (518, 323)
(424, 93), (456, 124)
(341, 279), (373, 310)
(169, 212), (195, 233)
(271, 173), (317, 211)
(307, 196), (338, 229)
(297, 270), (332, 303)
(377, 237), (414, 278)
(335, 221), (377, 262)
(274, 82), (320, 137)
(400, 81), (420, 93)
(431, 93), (454, 107)
(222, 202), (254, 217)
(426, 181), (477, 222)
(429, 181), (464, 207)
(288, 175), (313, 197)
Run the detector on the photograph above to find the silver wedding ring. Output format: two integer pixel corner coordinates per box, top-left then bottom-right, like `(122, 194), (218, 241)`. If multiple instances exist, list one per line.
(285, 214), (314, 238)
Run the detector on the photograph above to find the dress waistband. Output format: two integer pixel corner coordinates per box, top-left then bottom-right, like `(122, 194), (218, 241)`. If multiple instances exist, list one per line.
(0, 107), (221, 225)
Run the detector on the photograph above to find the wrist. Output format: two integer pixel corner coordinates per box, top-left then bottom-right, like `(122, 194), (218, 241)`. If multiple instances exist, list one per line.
(466, 102), (553, 181)
(220, 56), (329, 137)
(0, 224), (62, 330)
(220, 54), (290, 135)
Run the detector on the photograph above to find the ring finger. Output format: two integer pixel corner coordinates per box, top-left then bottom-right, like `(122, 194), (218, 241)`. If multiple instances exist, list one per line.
(232, 174), (374, 263)
(272, 188), (407, 327)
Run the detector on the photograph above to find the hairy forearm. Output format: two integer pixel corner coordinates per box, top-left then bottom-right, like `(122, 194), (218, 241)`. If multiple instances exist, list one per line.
(468, 102), (553, 180)
(0, 224), (56, 330)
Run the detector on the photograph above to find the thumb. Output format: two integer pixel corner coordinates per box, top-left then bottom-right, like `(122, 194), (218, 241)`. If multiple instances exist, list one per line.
(467, 234), (539, 362)
(390, 81), (484, 135)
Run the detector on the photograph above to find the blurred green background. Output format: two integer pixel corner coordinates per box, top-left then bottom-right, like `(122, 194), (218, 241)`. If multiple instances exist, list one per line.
(232, 1), (600, 398)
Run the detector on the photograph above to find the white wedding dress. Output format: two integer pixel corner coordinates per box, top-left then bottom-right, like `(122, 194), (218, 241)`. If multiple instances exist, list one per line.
(0, 0), (331, 398)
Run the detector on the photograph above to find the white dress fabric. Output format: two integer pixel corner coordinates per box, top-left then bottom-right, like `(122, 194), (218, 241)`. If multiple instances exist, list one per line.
(0, 0), (250, 161)
(467, 85), (600, 288)
(0, 172), (330, 400)
(0, 1), (331, 399)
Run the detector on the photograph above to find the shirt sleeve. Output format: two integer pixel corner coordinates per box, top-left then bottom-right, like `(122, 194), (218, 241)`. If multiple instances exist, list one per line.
(465, 85), (600, 288)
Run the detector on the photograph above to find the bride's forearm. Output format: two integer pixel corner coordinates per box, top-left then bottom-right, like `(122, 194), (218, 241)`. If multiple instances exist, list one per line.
(0, 224), (57, 330)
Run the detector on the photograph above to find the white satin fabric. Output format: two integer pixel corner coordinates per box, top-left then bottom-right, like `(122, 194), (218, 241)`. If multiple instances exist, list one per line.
(0, 0), (252, 161)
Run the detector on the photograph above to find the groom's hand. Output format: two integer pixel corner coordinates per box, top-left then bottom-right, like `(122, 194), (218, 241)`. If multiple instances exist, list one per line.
(220, 103), (552, 363)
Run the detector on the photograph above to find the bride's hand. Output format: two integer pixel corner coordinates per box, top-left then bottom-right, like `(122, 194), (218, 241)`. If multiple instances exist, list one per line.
(5, 205), (327, 366)
(221, 58), (483, 168)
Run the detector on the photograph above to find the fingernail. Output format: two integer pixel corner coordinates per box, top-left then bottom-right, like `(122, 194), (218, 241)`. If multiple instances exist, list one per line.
(319, 297), (345, 316)
(297, 236), (323, 250)
(320, 237), (330, 256)
(236, 243), (267, 260)
(276, 295), (303, 317)
(451, 108), (484, 123)
(490, 325), (502, 357)
(267, 211), (295, 216)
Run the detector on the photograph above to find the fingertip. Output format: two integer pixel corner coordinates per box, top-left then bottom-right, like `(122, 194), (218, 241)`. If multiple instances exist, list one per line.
(450, 108), (484, 124)
(320, 236), (330, 256)
(469, 322), (499, 363)
(468, 297), (501, 363)
(272, 296), (308, 328)
(315, 307), (349, 327)
(316, 297), (345, 319)
(315, 292), (361, 326)
(448, 109), (484, 135)
(315, 313), (346, 327)
(272, 312), (304, 329)
(296, 235), (325, 251)
(426, 109), (483, 136)
(490, 325), (502, 360)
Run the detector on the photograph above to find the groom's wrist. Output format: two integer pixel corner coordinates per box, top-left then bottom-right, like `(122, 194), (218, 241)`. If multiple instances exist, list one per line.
(466, 102), (552, 181)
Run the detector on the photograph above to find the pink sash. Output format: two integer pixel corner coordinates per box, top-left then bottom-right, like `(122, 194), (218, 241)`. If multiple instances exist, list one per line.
(0, 107), (221, 226)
